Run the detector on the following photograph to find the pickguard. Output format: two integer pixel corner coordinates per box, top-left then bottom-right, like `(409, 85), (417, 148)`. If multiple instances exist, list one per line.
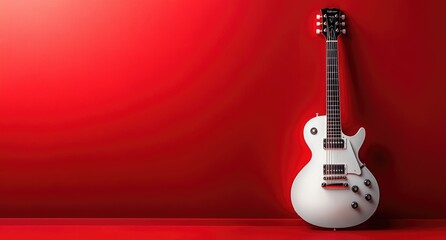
(303, 115), (364, 175)
(323, 138), (362, 175)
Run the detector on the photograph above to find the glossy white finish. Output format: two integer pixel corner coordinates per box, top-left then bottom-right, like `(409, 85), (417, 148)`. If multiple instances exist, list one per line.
(291, 116), (380, 228)
(316, 29), (322, 34)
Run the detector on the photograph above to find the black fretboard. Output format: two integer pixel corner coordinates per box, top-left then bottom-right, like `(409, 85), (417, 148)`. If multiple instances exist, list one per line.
(326, 40), (342, 140)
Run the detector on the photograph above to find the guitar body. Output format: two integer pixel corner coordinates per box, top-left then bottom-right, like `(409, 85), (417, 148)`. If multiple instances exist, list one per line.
(291, 116), (380, 228)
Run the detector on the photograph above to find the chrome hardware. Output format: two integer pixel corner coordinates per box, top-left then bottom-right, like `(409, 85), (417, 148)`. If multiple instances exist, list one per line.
(310, 127), (318, 135)
(364, 179), (371, 186)
(321, 182), (348, 188)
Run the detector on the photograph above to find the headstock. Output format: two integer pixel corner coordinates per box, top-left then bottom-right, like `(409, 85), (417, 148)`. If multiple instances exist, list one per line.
(315, 8), (346, 40)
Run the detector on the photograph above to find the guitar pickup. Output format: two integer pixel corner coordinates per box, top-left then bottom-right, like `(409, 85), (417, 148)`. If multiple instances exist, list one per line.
(323, 164), (346, 175)
(323, 138), (345, 149)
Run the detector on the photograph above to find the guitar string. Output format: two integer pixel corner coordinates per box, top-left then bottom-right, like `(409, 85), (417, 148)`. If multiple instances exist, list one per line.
(330, 24), (338, 182)
(333, 30), (337, 181)
(330, 30), (334, 181)
(325, 28), (330, 182)
(327, 26), (330, 182)
(332, 26), (334, 180)
(336, 26), (340, 180)
(328, 31), (331, 180)
(333, 27), (339, 180)
(335, 19), (341, 181)
(330, 27), (333, 181)
(325, 25), (329, 183)
(328, 26), (332, 182)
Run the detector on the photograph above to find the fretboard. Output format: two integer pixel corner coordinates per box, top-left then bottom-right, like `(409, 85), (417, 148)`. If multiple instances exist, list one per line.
(326, 40), (341, 140)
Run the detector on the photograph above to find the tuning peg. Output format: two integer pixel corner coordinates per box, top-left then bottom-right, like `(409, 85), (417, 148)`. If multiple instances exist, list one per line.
(341, 22), (346, 26)
(316, 14), (321, 20)
(341, 14), (345, 20)
(316, 22), (321, 26)
(341, 29), (347, 34)
(316, 29), (322, 34)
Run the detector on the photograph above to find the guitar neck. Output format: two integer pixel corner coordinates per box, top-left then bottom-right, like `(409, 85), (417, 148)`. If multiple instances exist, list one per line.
(326, 39), (342, 139)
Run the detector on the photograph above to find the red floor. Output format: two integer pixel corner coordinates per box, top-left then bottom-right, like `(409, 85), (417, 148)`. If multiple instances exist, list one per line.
(0, 218), (444, 240)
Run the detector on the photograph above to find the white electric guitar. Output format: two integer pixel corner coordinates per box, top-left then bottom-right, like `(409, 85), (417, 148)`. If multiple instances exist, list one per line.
(290, 8), (380, 228)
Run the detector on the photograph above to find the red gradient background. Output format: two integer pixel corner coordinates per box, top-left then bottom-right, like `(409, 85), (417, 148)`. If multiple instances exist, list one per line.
(0, 0), (444, 219)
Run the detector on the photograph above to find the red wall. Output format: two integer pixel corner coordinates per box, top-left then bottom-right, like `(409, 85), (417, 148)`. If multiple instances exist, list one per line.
(0, 0), (444, 218)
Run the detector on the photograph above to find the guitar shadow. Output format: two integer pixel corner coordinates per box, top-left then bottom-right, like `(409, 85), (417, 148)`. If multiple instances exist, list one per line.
(341, 27), (397, 230)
